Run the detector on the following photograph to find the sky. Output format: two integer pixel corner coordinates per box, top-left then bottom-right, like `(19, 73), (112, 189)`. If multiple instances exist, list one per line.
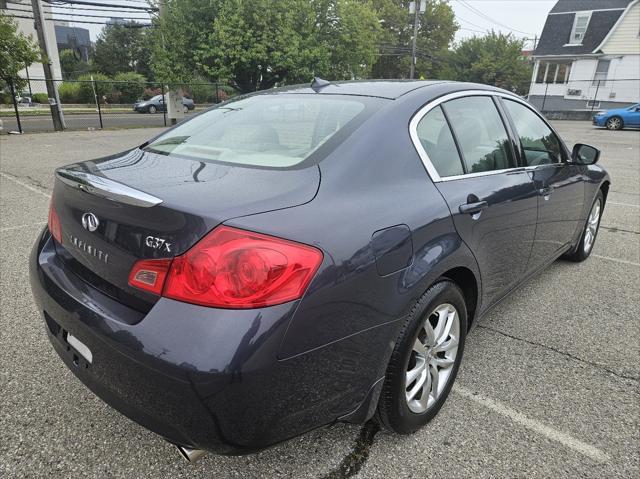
(51, 0), (559, 50)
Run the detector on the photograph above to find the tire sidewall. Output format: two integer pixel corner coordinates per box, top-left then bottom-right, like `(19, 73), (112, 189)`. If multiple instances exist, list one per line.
(572, 190), (604, 261)
(149, 105), (157, 114)
(380, 281), (467, 434)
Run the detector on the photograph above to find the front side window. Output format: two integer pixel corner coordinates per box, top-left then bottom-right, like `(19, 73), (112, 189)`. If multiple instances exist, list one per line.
(503, 99), (563, 166)
(415, 106), (464, 178)
(442, 96), (516, 174)
(570, 12), (591, 44)
(144, 95), (368, 168)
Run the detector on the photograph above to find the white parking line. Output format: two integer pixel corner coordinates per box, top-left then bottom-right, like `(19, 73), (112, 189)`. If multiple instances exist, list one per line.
(592, 254), (640, 267)
(608, 201), (640, 208)
(0, 223), (44, 233)
(454, 386), (610, 464)
(0, 172), (51, 199)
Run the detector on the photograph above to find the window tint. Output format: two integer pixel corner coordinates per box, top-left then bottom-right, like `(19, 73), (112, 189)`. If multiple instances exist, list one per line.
(442, 96), (516, 173)
(415, 106), (464, 177)
(503, 99), (563, 166)
(144, 96), (367, 167)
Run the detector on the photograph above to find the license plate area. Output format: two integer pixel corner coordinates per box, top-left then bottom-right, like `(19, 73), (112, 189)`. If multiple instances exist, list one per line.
(44, 311), (93, 369)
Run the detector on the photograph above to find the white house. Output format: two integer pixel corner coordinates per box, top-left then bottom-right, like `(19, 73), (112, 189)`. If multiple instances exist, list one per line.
(1, 0), (63, 94)
(529, 0), (640, 111)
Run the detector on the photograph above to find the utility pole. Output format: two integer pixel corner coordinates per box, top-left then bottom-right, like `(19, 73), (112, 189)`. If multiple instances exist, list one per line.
(158, 1), (183, 126)
(409, 0), (426, 79)
(31, 0), (65, 130)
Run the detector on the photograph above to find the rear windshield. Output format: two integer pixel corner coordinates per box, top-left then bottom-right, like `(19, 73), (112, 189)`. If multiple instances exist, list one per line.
(144, 95), (369, 168)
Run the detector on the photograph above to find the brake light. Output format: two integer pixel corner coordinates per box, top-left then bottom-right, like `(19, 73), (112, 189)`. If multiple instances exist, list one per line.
(48, 200), (62, 243)
(128, 258), (172, 295)
(160, 226), (323, 308)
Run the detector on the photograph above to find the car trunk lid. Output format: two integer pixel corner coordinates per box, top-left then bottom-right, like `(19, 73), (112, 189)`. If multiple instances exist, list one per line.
(52, 148), (320, 311)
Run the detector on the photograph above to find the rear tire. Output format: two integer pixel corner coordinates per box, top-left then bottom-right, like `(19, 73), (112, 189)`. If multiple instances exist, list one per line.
(564, 190), (604, 262)
(606, 116), (623, 130)
(148, 105), (157, 114)
(376, 280), (467, 434)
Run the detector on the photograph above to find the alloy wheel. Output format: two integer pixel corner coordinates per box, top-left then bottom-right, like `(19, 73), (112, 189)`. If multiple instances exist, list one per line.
(583, 199), (601, 254)
(606, 117), (621, 130)
(405, 303), (460, 414)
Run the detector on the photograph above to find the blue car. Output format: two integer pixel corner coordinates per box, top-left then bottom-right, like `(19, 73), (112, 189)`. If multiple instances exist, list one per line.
(592, 103), (640, 130)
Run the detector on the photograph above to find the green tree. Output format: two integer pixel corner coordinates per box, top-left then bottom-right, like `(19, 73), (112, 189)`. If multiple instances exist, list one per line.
(150, 0), (382, 92)
(445, 32), (533, 92)
(59, 49), (90, 79)
(93, 23), (152, 78)
(148, 0), (219, 84)
(113, 72), (147, 103)
(0, 12), (40, 93)
(371, 0), (458, 79)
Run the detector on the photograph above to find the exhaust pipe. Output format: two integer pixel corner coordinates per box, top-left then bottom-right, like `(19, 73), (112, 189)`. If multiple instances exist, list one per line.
(176, 445), (207, 463)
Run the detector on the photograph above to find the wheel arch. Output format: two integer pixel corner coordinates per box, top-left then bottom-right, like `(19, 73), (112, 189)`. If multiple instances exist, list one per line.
(599, 180), (610, 206)
(439, 266), (479, 330)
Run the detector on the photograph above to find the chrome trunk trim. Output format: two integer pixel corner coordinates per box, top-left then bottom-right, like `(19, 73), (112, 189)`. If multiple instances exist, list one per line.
(56, 168), (163, 207)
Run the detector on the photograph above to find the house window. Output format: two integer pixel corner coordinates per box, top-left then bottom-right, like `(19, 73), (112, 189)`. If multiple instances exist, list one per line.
(535, 61), (572, 84)
(570, 12), (591, 44)
(593, 59), (610, 86)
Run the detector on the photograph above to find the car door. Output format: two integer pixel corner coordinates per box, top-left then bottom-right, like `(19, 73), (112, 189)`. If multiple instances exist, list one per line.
(623, 104), (640, 127)
(412, 93), (538, 307)
(501, 98), (585, 271)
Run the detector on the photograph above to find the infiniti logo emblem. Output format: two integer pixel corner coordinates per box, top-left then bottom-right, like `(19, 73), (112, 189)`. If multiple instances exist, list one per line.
(81, 212), (100, 232)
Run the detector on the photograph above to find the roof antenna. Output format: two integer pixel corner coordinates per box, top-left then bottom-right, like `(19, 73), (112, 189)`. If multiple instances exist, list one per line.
(311, 77), (331, 92)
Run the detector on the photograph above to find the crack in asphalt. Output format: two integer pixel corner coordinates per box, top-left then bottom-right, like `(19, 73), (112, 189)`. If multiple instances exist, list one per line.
(322, 421), (380, 479)
(478, 324), (639, 383)
(600, 226), (640, 235)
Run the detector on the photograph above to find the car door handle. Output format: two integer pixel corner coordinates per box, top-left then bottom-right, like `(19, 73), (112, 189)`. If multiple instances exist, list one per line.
(458, 201), (488, 215)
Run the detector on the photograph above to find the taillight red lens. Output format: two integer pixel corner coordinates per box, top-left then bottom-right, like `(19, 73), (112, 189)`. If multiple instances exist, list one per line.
(163, 226), (323, 308)
(128, 258), (172, 295)
(48, 200), (62, 243)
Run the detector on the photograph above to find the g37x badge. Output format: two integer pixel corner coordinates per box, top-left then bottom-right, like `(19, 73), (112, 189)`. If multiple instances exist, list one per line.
(145, 235), (172, 253)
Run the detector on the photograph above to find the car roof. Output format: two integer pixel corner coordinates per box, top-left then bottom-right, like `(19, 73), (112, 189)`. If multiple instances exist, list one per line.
(277, 80), (453, 100)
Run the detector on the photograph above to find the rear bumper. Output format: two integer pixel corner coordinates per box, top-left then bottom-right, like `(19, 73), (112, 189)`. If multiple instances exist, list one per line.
(29, 229), (388, 454)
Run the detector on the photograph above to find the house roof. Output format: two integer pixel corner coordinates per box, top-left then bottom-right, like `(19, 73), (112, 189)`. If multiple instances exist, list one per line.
(550, 0), (632, 13)
(535, 0), (633, 56)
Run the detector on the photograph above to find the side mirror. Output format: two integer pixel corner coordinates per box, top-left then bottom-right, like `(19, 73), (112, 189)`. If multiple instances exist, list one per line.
(571, 143), (600, 165)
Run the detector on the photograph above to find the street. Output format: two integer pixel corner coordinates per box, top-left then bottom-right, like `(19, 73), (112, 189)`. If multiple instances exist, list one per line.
(0, 111), (196, 133)
(0, 122), (638, 478)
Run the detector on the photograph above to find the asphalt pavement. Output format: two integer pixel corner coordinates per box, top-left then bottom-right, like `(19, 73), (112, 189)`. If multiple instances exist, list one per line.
(0, 122), (638, 478)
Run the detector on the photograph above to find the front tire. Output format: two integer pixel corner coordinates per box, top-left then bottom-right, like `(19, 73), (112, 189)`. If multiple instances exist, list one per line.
(564, 190), (604, 262)
(606, 116), (623, 130)
(376, 281), (467, 434)
(148, 105), (157, 114)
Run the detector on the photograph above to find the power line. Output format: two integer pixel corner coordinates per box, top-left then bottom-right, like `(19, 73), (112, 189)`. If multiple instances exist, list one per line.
(7, 12), (150, 26)
(42, 0), (157, 12)
(454, 0), (535, 36)
(5, 6), (150, 20)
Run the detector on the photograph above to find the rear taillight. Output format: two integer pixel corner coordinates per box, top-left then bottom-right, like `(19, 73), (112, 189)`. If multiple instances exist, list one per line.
(128, 226), (323, 309)
(128, 258), (172, 295)
(48, 200), (62, 243)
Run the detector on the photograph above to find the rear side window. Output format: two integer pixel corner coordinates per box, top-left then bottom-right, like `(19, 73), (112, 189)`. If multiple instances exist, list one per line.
(442, 96), (516, 174)
(415, 106), (464, 177)
(503, 99), (563, 166)
(144, 95), (368, 168)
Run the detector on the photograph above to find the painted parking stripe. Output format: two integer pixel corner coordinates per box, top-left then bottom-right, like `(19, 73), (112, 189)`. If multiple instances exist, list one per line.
(592, 254), (640, 267)
(0, 223), (44, 233)
(0, 172), (51, 199)
(608, 201), (640, 208)
(454, 386), (610, 464)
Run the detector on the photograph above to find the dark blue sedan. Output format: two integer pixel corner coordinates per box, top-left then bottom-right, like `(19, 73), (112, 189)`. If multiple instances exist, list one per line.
(133, 94), (195, 114)
(31, 80), (609, 461)
(592, 103), (640, 130)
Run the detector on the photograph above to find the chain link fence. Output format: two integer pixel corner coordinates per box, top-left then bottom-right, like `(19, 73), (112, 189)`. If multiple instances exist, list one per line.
(0, 78), (241, 134)
(1, 77), (638, 134)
